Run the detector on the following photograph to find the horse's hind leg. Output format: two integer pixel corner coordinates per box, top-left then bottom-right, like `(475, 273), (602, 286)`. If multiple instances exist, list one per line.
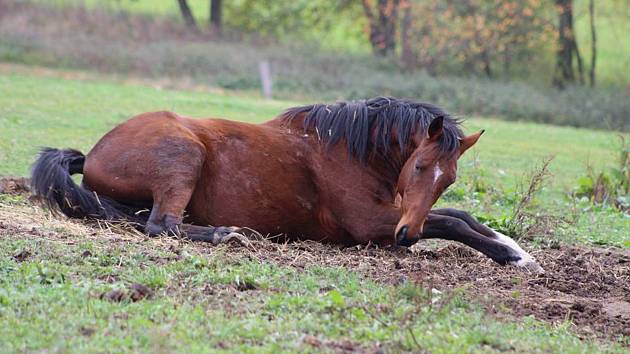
(143, 168), (249, 244)
(136, 130), (255, 245)
(180, 224), (252, 244)
(146, 199), (249, 244)
(142, 150), (250, 244)
(144, 183), (249, 244)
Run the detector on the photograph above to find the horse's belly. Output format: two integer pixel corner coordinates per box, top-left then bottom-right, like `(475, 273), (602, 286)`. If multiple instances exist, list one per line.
(186, 135), (323, 238)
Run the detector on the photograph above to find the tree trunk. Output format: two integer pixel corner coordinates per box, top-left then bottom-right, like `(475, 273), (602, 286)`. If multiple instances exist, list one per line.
(574, 34), (584, 85)
(210, 0), (222, 36)
(503, 42), (513, 75)
(589, 0), (597, 87)
(177, 0), (199, 33)
(400, 1), (415, 68)
(481, 49), (492, 78)
(362, 0), (400, 56)
(553, 0), (580, 89)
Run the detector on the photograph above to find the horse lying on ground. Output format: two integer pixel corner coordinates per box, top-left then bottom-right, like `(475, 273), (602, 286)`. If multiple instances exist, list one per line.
(31, 97), (542, 272)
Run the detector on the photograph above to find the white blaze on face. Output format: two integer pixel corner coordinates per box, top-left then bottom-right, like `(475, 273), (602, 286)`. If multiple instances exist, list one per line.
(433, 163), (443, 185)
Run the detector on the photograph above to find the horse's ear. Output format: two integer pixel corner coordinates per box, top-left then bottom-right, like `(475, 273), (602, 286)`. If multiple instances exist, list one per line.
(427, 116), (444, 141)
(459, 129), (484, 156)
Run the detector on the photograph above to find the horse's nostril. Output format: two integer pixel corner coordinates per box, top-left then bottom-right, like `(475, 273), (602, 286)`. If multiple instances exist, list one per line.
(396, 225), (409, 243)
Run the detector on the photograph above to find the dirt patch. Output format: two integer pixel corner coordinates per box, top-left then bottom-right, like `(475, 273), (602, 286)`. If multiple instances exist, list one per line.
(100, 283), (154, 303)
(302, 334), (382, 354)
(12, 249), (32, 262)
(0, 177), (30, 195)
(404, 244), (630, 337)
(222, 238), (629, 341)
(1, 194), (628, 342)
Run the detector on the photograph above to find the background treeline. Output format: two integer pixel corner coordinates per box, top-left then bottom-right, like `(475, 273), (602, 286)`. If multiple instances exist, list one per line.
(1, 0), (629, 131)
(145, 0), (627, 89)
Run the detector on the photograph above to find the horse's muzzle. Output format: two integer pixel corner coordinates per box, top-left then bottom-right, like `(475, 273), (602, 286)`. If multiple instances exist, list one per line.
(395, 225), (421, 247)
(395, 225), (408, 242)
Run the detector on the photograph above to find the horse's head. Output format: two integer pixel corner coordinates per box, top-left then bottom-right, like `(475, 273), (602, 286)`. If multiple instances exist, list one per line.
(395, 117), (483, 246)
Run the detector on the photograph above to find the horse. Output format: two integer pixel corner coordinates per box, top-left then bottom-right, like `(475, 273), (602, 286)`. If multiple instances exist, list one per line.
(31, 96), (542, 272)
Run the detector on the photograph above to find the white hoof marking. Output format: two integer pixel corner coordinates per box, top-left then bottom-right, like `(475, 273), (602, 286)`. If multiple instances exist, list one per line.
(493, 231), (545, 273)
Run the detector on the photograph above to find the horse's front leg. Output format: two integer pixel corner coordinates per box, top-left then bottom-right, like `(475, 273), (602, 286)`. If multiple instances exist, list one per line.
(430, 208), (496, 238)
(421, 211), (544, 273)
(430, 208), (538, 263)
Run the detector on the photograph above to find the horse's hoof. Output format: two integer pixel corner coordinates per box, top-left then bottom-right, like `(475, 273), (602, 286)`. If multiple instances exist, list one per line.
(510, 257), (545, 274)
(222, 232), (250, 245)
(211, 226), (251, 246)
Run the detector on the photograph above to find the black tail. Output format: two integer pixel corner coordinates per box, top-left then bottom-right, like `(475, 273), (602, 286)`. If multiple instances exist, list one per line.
(31, 148), (139, 222)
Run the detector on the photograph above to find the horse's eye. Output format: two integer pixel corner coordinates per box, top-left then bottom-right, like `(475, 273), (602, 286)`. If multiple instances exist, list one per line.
(414, 164), (422, 172)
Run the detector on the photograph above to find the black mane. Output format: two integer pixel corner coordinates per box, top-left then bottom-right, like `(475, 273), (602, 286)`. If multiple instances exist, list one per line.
(281, 96), (463, 162)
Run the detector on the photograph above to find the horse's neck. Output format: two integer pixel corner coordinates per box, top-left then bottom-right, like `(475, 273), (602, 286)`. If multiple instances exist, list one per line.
(366, 144), (415, 196)
(271, 113), (413, 196)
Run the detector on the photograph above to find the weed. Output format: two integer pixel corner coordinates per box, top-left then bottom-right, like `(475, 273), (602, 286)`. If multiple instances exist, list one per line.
(510, 157), (555, 231)
(476, 157), (555, 239)
(574, 136), (630, 212)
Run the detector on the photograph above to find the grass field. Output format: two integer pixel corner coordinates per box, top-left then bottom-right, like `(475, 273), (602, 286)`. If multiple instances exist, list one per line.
(0, 67), (629, 352)
(2, 201), (625, 353)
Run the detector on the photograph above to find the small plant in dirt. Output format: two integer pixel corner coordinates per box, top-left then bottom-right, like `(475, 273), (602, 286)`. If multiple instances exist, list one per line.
(442, 153), (497, 206)
(476, 157), (555, 239)
(573, 136), (630, 213)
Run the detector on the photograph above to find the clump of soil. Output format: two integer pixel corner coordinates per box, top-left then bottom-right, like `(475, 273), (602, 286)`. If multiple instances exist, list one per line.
(0, 177), (30, 195)
(12, 249), (32, 262)
(100, 283), (153, 303)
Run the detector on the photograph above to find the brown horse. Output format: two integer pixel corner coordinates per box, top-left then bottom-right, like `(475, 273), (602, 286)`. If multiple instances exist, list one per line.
(31, 97), (541, 271)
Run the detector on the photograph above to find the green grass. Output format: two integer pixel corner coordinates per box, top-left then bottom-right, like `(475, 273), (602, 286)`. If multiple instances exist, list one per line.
(64, 0), (211, 19)
(0, 199), (624, 353)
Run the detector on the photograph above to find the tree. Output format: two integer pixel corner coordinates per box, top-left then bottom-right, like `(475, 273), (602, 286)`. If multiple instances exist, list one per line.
(588, 0), (597, 87)
(220, 0), (360, 42)
(177, 0), (199, 33)
(553, 0), (583, 89)
(399, 0), (415, 68)
(361, 0), (400, 56)
(210, 0), (222, 35)
(399, 1), (552, 77)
